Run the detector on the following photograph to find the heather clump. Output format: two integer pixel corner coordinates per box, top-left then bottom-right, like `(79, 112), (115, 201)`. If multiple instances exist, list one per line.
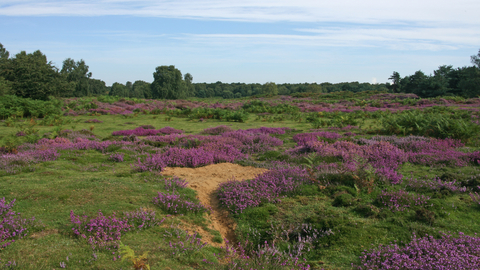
(201, 125), (233, 135)
(70, 209), (165, 250)
(162, 224), (207, 259)
(152, 192), (209, 215)
(0, 149), (60, 174)
(376, 190), (431, 212)
(109, 153), (124, 162)
(293, 131), (342, 145)
(243, 127), (291, 135)
(217, 167), (309, 213)
(163, 176), (188, 192)
(112, 126), (183, 136)
(0, 198), (38, 249)
(405, 176), (467, 193)
(207, 240), (311, 270)
(84, 119), (103, 123)
(0, 152), (35, 174)
(298, 140), (406, 184)
(355, 232), (480, 269)
(133, 154), (166, 172)
(222, 130), (283, 153)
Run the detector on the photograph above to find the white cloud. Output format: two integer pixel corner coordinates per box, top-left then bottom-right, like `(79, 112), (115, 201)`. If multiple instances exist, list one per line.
(1, 0), (479, 26)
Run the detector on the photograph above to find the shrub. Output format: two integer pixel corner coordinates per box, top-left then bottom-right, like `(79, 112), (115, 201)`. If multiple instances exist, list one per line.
(217, 167), (309, 213)
(0, 198), (37, 249)
(152, 192), (209, 215)
(355, 232), (480, 269)
(376, 190), (430, 212)
(70, 209), (164, 249)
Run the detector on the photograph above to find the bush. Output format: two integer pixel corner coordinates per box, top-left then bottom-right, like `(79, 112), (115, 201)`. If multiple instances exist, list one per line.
(380, 110), (480, 141)
(355, 232), (480, 269)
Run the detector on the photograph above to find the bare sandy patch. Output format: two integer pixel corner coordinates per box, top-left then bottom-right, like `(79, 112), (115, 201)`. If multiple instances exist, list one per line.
(162, 163), (267, 247)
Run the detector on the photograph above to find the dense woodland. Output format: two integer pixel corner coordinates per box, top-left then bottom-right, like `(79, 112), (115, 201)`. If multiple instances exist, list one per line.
(0, 43), (479, 100)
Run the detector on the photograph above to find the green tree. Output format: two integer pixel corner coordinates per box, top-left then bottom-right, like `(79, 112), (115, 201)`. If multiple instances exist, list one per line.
(222, 90), (234, 99)
(471, 49), (480, 68)
(109, 82), (129, 97)
(388, 71), (401, 93)
(151, 65), (187, 99)
(61, 58), (93, 97)
(4, 50), (65, 100)
(306, 83), (322, 93)
(456, 66), (480, 98)
(401, 70), (448, 98)
(132, 80), (151, 99)
(195, 83), (207, 98)
(262, 82), (278, 96)
(184, 73), (194, 97)
(88, 79), (108, 96)
(0, 43), (11, 96)
(0, 76), (12, 96)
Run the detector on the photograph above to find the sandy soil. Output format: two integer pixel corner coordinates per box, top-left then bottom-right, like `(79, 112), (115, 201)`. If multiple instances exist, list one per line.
(162, 163), (268, 247)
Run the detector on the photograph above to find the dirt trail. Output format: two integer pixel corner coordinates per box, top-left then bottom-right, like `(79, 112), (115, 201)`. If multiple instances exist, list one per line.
(162, 163), (268, 247)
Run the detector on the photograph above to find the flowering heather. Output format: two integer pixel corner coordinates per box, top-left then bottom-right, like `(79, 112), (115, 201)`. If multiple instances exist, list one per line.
(293, 131), (342, 145)
(70, 209), (165, 249)
(217, 167), (309, 213)
(133, 154), (166, 172)
(144, 134), (190, 145)
(0, 198), (36, 249)
(0, 152), (35, 174)
(70, 210), (131, 249)
(470, 192), (480, 205)
(35, 137), (137, 153)
(163, 224), (208, 258)
(405, 176), (467, 193)
(243, 127), (291, 135)
(214, 240), (311, 270)
(109, 153), (124, 162)
(31, 149), (60, 162)
(152, 192), (209, 215)
(123, 208), (164, 230)
(201, 125), (233, 135)
(112, 126), (183, 136)
(355, 232), (480, 269)
(222, 130), (283, 153)
(376, 190), (431, 212)
(299, 140), (407, 184)
(163, 176), (188, 192)
(84, 119), (103, 123)
(356, 135), (429, 146)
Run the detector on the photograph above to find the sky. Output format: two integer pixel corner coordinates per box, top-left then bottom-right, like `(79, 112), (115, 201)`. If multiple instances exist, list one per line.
(0, 0), (479, 86)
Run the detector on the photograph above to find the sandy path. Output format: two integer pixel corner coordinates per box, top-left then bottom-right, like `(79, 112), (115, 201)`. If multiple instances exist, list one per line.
(162, 163), (268, 247)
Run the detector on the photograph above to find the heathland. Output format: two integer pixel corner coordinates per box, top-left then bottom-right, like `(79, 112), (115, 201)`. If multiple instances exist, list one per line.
(1, 91), (480, 269)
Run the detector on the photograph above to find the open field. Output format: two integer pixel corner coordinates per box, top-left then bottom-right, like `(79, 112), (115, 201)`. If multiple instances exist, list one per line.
(1, 92), (480, 269)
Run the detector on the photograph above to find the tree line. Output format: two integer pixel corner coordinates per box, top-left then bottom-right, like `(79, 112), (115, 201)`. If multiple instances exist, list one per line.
(1, 42), (479, 100)
(388, 50), (480, 98)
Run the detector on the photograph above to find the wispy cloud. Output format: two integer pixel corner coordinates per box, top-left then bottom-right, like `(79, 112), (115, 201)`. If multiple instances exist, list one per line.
(1, 0), (479, 25)
(177, 23), (479, 51)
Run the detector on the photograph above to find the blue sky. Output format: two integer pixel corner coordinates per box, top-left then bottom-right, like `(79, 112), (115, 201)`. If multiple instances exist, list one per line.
(1, 0), (479, 86)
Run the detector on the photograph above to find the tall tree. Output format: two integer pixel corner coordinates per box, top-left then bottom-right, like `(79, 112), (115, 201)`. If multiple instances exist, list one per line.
(388, 71), (401, 93)
(109, 82), (129, 97)
(0, 43), (11, 96)
(88, 79), (108, 96)
(262, 82), (278, 96)
(151, 65), (186, 99)
(132, 80), (151, 99)
(471, 49), (480, 68)
(61, 58), (92, 97)
(5, 50), (64, 100)
(184, 73), (194, 97)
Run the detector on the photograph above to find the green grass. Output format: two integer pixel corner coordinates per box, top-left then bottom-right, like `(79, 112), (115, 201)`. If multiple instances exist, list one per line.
(1, 100), (480, 269)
